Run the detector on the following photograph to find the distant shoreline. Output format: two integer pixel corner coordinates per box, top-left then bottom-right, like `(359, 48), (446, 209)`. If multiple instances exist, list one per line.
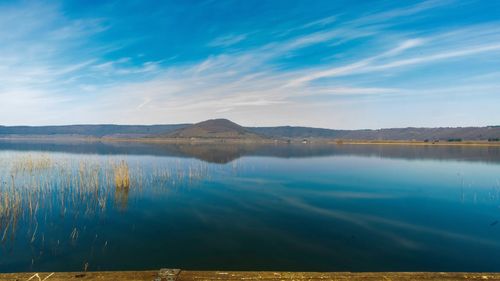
(1, 136), (500, 147)
(2, 119), (500, 143)
(328, 140), (500, 147)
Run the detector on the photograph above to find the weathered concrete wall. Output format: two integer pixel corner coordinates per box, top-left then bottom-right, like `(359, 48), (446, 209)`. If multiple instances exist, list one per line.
(2, 270), (500, 281)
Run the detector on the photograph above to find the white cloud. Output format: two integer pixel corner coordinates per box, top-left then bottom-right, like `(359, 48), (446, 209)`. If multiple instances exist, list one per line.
(208, 34), (248, 47)
(286, 30), (500, 86)
(350, 0), (454, 27)
(301, 15), (337, 29)
(1, 0), (499, 129)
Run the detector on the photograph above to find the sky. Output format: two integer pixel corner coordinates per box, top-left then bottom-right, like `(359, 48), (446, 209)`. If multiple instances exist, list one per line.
(0, 0), (499, 129)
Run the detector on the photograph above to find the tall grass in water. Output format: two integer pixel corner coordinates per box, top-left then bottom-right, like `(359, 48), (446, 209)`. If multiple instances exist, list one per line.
(113, 160), (130, 210)
(0, 153), (210, 269)
(0, 191), (21, 243)
(1, 155), (208, 232)
(113, 160), (130, 189)
(11, 154), (52, 175)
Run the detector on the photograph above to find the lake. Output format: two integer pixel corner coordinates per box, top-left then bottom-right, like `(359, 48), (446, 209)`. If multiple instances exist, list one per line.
(1, 140), (500, 273)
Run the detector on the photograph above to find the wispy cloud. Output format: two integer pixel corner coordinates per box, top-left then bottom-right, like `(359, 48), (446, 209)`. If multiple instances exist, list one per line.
(301, 15), (337, 29)
(62, 22), (500, 127)
(286, 36), (500, 86)
(283, 37), (422, 87)
(208, 34), (248, 47)
(0, 0), (498, 128)
(350, 0), (454, 26)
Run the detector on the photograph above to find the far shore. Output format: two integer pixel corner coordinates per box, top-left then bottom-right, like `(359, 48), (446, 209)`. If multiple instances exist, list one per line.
(328, 139), (500, 147)
(1, 135), (500, 147)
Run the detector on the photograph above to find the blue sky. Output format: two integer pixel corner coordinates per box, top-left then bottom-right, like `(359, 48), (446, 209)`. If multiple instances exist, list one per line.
(0, 0), (499, 129)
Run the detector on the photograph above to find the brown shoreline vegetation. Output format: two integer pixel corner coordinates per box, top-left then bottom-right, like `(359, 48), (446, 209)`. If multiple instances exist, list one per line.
(329, 139), (500, 147)
(103, 137), (500, 147)
(2, 135), (500, 146)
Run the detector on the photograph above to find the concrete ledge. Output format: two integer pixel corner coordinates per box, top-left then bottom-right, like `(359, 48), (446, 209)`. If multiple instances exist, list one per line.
(2, 270), (500, 281)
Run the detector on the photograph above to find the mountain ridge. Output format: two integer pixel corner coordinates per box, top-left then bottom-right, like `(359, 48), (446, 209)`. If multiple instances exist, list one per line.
(1, 120), (500, 141)
(164, 119), (264, 140)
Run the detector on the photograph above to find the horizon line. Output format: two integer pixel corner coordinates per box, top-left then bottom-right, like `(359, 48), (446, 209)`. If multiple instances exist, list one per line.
(1, 119), (499, 131)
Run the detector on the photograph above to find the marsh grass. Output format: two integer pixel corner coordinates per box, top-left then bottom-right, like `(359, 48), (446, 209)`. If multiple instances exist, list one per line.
(113, 160), (131, 210)
(113, 160), (130, 189)
(0, 153), (209, 258)
(11, 154), (52, 175)
(0, 152), (211, 271)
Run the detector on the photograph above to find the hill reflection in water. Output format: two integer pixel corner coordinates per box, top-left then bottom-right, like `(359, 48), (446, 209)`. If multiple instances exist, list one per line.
(0, 140), (500, 164)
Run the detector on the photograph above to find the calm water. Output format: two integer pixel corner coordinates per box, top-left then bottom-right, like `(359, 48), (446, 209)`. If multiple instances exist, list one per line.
(1, 140), (500, 272)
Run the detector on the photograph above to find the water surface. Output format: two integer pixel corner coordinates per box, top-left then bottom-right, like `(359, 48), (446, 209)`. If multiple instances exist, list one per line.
(1, 141), (500, 272)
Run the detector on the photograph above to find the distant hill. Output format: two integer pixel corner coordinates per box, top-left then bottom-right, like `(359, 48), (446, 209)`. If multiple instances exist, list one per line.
(1, 120), (500, 141)
(248, 126), (340, 139)
(0, 124), (188, 138)
(165, 119), (265, 140)
(249, 126), (500, 141)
